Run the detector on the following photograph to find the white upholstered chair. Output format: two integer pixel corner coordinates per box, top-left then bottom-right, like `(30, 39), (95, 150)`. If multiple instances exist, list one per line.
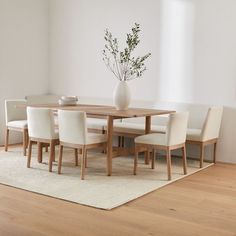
(186, 106), (223, 168)
(57, 110), (107, 180)
(5, 99), (28, 156)
(27, 107), (59, 172)
(26, 94), (62, 135)
(134, 112), (189, 180)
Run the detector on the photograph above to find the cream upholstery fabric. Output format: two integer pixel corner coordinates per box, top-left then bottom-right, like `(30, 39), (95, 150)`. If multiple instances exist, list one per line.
(122, 115), (168, 126)
(112, 123), (145, 135)
(135, 112), (189, 147)
(58, 110), (107, 145)
(152, 101), (209, 129)
(7, 120), (28, 129)
(5, 99), (27, 125)
(87, 118), (107, 130)
(26, 95), (61, 127)
(135, 133), (167, 145)
(27, 107), (58, 140)
(58, 110), (87, 144)
(25, 94), (62, 105)
(186, 128), (202, 141)
(86, 133), (107, 144)
(166, 112), (189, 146)
(54, 115), (107, 131)
(54, 115), (59, 126)
(152, 125), (166, 133)
(186, 107), (223, 142)
(108, 122), (166, 135)
(102, 115), (167, 136)
(201, 107), (223, 141)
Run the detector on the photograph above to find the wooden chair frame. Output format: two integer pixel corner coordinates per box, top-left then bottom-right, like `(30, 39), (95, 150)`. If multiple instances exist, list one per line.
(27, 137), (59, 172)
(186, 138), (217, 168)
(134, 142), (187, 180)
(5, 127), (28, 156)
(58, 141), (107, 180)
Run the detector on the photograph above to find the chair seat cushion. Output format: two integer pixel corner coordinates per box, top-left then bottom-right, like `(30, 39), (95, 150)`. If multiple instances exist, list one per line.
(151, 125), (166, 133)
(86, 133), (107, 145)
(186, 128), (202, 141)
(112, 123), (145, 135)
(135, 133), (167, 146)
(87, 118), (107, 130)
(53, 130), (59, 139)
(105, 122), (166, 135)
(7, 120), (28, 129)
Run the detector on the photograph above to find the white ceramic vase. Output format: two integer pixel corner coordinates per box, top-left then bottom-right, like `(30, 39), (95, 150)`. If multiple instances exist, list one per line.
(113, 81), (131, 110)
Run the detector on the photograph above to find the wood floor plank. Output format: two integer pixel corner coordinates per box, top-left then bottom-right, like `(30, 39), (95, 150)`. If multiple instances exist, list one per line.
(0, 146), (236, 235)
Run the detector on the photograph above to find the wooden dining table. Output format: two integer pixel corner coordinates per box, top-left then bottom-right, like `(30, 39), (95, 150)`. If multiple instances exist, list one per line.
(29, 103), (175, 176)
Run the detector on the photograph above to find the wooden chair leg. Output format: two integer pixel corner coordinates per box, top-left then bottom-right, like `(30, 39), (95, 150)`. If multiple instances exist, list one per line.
(103, 144), (107, 154)
(80, 147), (86, 180)
(49, 140), (55, 172)
(182, 146), (187, 175)
(102, 131), (106, 153)
(151, 149), (155, 169)
(117, 136), (125, 148)
(121, 136), (125, 148)
(133, 146), (139, 175)
(145, 150), (150, 165)
(85, 154), (88, 168)
(52, 144), (56, 162)
(37, 142), (43, 163)
(27, 140), (33, 168)
(200, 143), (204, 168)
(166, 148), (172, 180)
(118, 136), (121, 147)
(25, 130), (29, 148)
(58, 145), (63, 174)
(213, 142), (217, 164)
(23, 129), (27, 156)
(75, 148), (78, 166)
(5, 128), (9, 152)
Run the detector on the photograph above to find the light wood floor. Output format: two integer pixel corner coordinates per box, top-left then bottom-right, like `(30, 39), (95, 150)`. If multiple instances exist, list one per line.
(0, 147), (235, 235)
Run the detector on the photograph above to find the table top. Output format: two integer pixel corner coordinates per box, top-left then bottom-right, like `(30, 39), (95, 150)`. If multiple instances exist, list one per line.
(29, 103), (175, 118)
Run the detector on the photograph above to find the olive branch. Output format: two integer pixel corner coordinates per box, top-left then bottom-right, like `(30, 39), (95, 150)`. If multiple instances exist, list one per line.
(102, 23), (151, 81)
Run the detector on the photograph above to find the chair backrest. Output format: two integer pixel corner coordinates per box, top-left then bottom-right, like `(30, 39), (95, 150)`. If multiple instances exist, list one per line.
(25, 94), (62, 105)
(201, 107), (223, 141)
(153, 100), (210, 129)
(5, 99), (27, 124)
(58, 110), (87, 145)
(27, 107), (57, 139)
(166, 112), (189, 146)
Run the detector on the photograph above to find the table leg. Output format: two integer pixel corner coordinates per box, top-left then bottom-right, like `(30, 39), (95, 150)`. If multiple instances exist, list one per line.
(145, 116), (151, 164)
(107, 116), (114, 176)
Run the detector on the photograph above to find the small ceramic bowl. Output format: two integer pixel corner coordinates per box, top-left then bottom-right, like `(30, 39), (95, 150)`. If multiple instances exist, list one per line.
(61, 96), (78, 102)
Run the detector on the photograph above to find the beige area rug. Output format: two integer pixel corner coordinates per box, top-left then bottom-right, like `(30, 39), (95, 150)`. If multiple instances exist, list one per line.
(0, 147), (213, 210)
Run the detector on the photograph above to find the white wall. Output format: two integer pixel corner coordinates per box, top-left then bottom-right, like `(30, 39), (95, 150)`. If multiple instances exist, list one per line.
(49, 0), (236, 106)
(193, 0), (236, 105)
(49, 0), (160, 102)
(0, 0), (49, 144)
(158, 0), (195, 102)
(158, 0), (236, 105)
